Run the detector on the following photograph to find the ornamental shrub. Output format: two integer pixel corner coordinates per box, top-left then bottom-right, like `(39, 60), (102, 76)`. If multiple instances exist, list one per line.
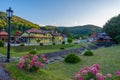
(83, 50), (94, 56)
(0, 40), (4, 47)
(62, 41), (65, 44)
(73, 64), (120, 80)
(67, 38), (73, 43)
(60, 47), (65, 50)
(20, 43), (24, 46)
(40, 43), (44, 46)
(64, 53), (81, 63)
(29, 50), (37, 54)
(16, 53), (47, 72)
(52, 42), (55, 45)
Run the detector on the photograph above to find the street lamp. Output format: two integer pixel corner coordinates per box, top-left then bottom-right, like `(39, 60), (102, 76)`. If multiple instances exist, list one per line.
(6, 7), (13, 62)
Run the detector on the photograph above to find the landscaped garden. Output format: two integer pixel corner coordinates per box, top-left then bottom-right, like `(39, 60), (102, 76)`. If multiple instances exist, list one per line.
(0, 43), (83, 57)
(4, 45), (120, 80)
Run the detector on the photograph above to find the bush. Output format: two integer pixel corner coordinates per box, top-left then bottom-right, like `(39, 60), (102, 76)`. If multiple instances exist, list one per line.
(29, 50), (37, 54)
(20, 43), (25, 46)
(40, 43), (44, 46)
(115, 35), (120, 44)
(67, 38), (73, 43)
(16, 53), (47, 72)
(60, 47), (65, 50)
(62, 41), (65, 44)
(83, 50), (94, 56)
(74, 64), (120, 80)
(0, 40), (4, 47)
(64, 53), (81, 63)
(52, 42), (55, 45)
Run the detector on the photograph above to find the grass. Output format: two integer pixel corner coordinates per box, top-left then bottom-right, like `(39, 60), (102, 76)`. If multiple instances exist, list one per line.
(0, 43), (81, 57)
(5, 45), (120, 80)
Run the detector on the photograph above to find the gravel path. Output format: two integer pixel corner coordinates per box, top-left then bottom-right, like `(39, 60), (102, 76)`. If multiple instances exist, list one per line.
(0, 64), (13, 80)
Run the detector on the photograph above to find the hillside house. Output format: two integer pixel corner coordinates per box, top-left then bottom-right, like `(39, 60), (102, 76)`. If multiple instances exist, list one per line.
(21, 28), (64, 44)
(89, 32), (112, 46)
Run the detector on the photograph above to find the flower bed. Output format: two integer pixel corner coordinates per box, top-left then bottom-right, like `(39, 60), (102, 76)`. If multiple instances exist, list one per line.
(16, 52), (47, 72)
(73, 64), (120, 80)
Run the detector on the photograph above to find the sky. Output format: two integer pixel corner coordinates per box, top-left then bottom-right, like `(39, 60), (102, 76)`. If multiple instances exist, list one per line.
(0, 0), (120, 27)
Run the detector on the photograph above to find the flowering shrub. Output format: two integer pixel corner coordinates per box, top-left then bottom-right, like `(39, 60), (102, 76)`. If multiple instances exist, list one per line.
(73, 64), (120, 80)
(16, 53), (47, 72)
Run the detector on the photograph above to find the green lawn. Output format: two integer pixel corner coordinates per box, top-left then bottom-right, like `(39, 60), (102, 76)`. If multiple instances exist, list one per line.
(0, 43), (82, 57)
(5, 45), (120, 80)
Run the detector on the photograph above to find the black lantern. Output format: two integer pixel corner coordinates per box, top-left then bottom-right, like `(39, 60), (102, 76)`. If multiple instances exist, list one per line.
(6, 7), (13, 62)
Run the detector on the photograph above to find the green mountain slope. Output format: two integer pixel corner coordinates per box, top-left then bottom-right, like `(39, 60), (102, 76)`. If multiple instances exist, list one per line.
(0, 12), (40, 35)
(58, 25), (102, 36)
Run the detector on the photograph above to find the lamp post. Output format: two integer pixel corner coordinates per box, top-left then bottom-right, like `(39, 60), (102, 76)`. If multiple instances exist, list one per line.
(6, 7), (13, 62)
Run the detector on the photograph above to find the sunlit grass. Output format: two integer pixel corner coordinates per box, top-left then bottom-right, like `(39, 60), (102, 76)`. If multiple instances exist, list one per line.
(5, 45), (120, 80)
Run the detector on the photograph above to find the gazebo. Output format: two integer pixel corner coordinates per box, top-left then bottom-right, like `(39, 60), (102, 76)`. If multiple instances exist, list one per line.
(0, 29), (8, 42)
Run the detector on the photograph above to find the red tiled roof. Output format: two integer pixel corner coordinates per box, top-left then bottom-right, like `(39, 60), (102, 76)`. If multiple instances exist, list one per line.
(90, 32), (98, 38)
(26, 28), (49, 34)
(26, 28), (40, 33)
(0, 29), (8, 35)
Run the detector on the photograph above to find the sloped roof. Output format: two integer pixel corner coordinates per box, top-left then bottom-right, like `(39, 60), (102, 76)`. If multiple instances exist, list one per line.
(26, 28), (51, 34)
(90, 32), (98, 38)
(0, 29), (8, 36)
(26, 28), (40, 33)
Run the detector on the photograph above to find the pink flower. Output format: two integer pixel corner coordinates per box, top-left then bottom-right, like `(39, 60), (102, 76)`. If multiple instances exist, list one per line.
(79, 77), (84, 80)
(93, 64), (100, 70)
(40, 63), (45, 68)
(97, 77), (105, 80)
(20, 57), (25, 62)
(89, 66), (98, 75)
(116, 71), (120, 76)
(106, 73), (112, 78)
(74, 73), (80, 78)
(96, 73), (103, 78)
(30, 60), (35, 65)
(35, 62), (41, 65)
(81, 70), (88, 75)
(26, 53), (30, 58)
(19, 63), (24, 69)
(32, 55), (39, 61)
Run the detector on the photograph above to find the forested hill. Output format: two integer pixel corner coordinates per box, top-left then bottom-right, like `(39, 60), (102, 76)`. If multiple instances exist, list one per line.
(0, 12), (40, 35)
(58, 25), (102, 36)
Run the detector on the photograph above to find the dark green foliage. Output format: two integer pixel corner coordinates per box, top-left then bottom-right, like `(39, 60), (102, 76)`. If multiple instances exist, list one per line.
(0, 40), (4, 47)
(20, 43), (25, 46)
(64, 53), (81, 63)
(29, 50), (37, 54)
(62, 41), (65, 44)
(103, 14), (120, 44)
(52, 42), (55, 45)
(115, 35), (120, 44)
(67, 38), (73, 43)
(36, 39), (41, 43)
(84, 50), (94, 56)
(40, 43), (44, 46)
(62, 27), (70, 36)
(60, 47), (65, 50)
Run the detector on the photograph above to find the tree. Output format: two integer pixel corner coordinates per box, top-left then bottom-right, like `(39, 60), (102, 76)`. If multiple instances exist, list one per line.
(103, 14), (120, 44)
(35, 38), (41, 43)
(67, 38), (73, 43)
(62, 27), (69, 36)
